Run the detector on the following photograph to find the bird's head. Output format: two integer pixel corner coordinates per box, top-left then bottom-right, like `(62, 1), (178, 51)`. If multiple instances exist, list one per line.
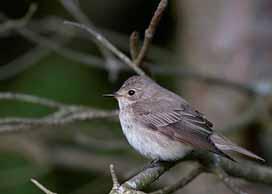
(104, 75), (158, 108)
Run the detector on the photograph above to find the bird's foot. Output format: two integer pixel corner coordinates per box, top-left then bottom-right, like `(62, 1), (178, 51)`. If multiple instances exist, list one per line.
(143, 159), (162, 170)
(150, 159), (161, 167)
(122, 159), (162, 182)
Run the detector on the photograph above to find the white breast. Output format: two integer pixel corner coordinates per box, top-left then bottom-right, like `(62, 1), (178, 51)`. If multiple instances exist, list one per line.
(119, 110), (192, 161)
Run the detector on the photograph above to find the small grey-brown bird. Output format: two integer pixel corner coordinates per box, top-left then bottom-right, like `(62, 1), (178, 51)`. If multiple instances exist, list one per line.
(105, 75), (264, 162)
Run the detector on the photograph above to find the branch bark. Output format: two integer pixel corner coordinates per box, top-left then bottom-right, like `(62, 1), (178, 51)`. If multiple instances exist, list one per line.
(151, 163), (203, 194)
(109, 152), (272, 194)
(133, 0), (168, 67)
(31, 179), (58, 194)
(63, 21), (147, 76)
(0, 92), (117, 133)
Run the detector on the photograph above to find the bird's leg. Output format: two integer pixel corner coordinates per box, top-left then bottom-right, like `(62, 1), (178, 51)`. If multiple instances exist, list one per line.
(123, 159), (162, 183)
(147, 159), (161, 169)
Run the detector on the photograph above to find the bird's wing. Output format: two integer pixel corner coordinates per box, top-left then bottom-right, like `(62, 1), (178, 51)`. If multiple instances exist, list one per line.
(133, 98), (213, 133)
(132, 99), (218, 151)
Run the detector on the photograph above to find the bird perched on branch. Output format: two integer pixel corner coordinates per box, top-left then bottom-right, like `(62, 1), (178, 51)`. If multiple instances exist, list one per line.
(105, 75), (264, 162)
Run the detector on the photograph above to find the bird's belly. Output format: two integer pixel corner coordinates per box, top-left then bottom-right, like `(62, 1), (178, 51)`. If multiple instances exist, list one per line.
(119, 114), (192, 161)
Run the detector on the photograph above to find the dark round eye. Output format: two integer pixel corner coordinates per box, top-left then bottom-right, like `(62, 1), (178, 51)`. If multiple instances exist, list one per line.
(128, 90), (135, 96)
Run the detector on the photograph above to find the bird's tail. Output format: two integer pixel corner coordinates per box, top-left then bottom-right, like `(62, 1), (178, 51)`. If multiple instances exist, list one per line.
(210, 133), (265, 162)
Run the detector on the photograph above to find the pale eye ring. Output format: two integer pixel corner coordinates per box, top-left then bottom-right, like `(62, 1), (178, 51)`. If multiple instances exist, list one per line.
(128, 90), (136, 96)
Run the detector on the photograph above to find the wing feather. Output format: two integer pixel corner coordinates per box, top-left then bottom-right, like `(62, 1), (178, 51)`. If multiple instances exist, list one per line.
(133, 99), (213, 134)
(132, 99), (219, 151)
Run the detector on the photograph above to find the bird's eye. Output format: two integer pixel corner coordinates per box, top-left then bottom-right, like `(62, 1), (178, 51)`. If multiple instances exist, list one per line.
(128, 90), (135, 96)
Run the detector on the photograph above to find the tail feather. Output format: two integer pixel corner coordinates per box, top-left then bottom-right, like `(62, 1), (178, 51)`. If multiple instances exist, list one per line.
(210, 133), (265, 162)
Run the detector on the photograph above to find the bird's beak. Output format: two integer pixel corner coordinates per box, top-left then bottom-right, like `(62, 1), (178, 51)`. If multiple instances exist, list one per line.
(103, 93), (121, 98)
(103, 94), (116, 97)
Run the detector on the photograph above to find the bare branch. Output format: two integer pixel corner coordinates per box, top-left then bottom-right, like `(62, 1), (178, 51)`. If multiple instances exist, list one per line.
(0, 92), (66, 108)
(115, 151), (272, 194)
(213, 167), (248, 194)
(130, 31), (140, 60)
(189, 151), (272, 185)
(0, 12), (104, 70)
(2, 15), (264, 96)
(0, 107), (117, 133)
(110, 164), (121, 189)
(59, 0), (91, 26)
(31, 179), (58, 194)
(0, 8), (270, 97)
(0, 3), (37, 33)
(151, 163), (203, 194)
(219, 158), (272, 185)
(16, 27), (104, 68)
(123, 161), (175, 190)
(0, 92), (117, 133)
(59, 0), (122, 80)
(134, 0), (168, 67)
(64, 21), (147, 76)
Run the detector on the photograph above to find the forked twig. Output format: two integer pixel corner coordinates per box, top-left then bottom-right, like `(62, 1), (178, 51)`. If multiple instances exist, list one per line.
(0, 3), (37, 33)
(151, 163), (203, 194)
(61, 0), (169, 77)
(63, 21), (146, 76)
(59, 0), (122, 80)
(134, 0), (168, 67)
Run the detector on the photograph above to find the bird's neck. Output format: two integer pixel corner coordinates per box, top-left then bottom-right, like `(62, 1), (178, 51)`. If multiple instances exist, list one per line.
(117, 99), (133, 111)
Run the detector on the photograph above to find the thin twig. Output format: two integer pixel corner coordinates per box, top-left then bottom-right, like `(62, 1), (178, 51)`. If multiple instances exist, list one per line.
(0, 12), (102, 79)
(151, 164), (203, 194)
(1, 15), (263, 96)
(0, 3), (37, 33)
(63, 21), (147, 76)
(0, 92), (66, 108)
(59, 0), (121, 80)
(0, 8), (270, 96)
(59, 0), (92, 26)
(130, 31), (140, 60)
(213, 167), (248, 194)
(0, 108), (118, 133)
(31, 179), (58, 194)
(0, 11), (103, 69)
(134, 0), (168, 67)
(110, 164), (120, 189)
(17, 27), (104, 68)
(0, 92), (117, 133)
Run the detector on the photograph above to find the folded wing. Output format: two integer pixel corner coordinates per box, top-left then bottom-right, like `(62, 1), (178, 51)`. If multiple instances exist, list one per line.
(133, 99), (264, 161)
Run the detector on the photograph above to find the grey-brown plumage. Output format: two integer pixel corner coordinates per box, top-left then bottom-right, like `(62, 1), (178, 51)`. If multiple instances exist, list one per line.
(110, 75), (264, 162)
